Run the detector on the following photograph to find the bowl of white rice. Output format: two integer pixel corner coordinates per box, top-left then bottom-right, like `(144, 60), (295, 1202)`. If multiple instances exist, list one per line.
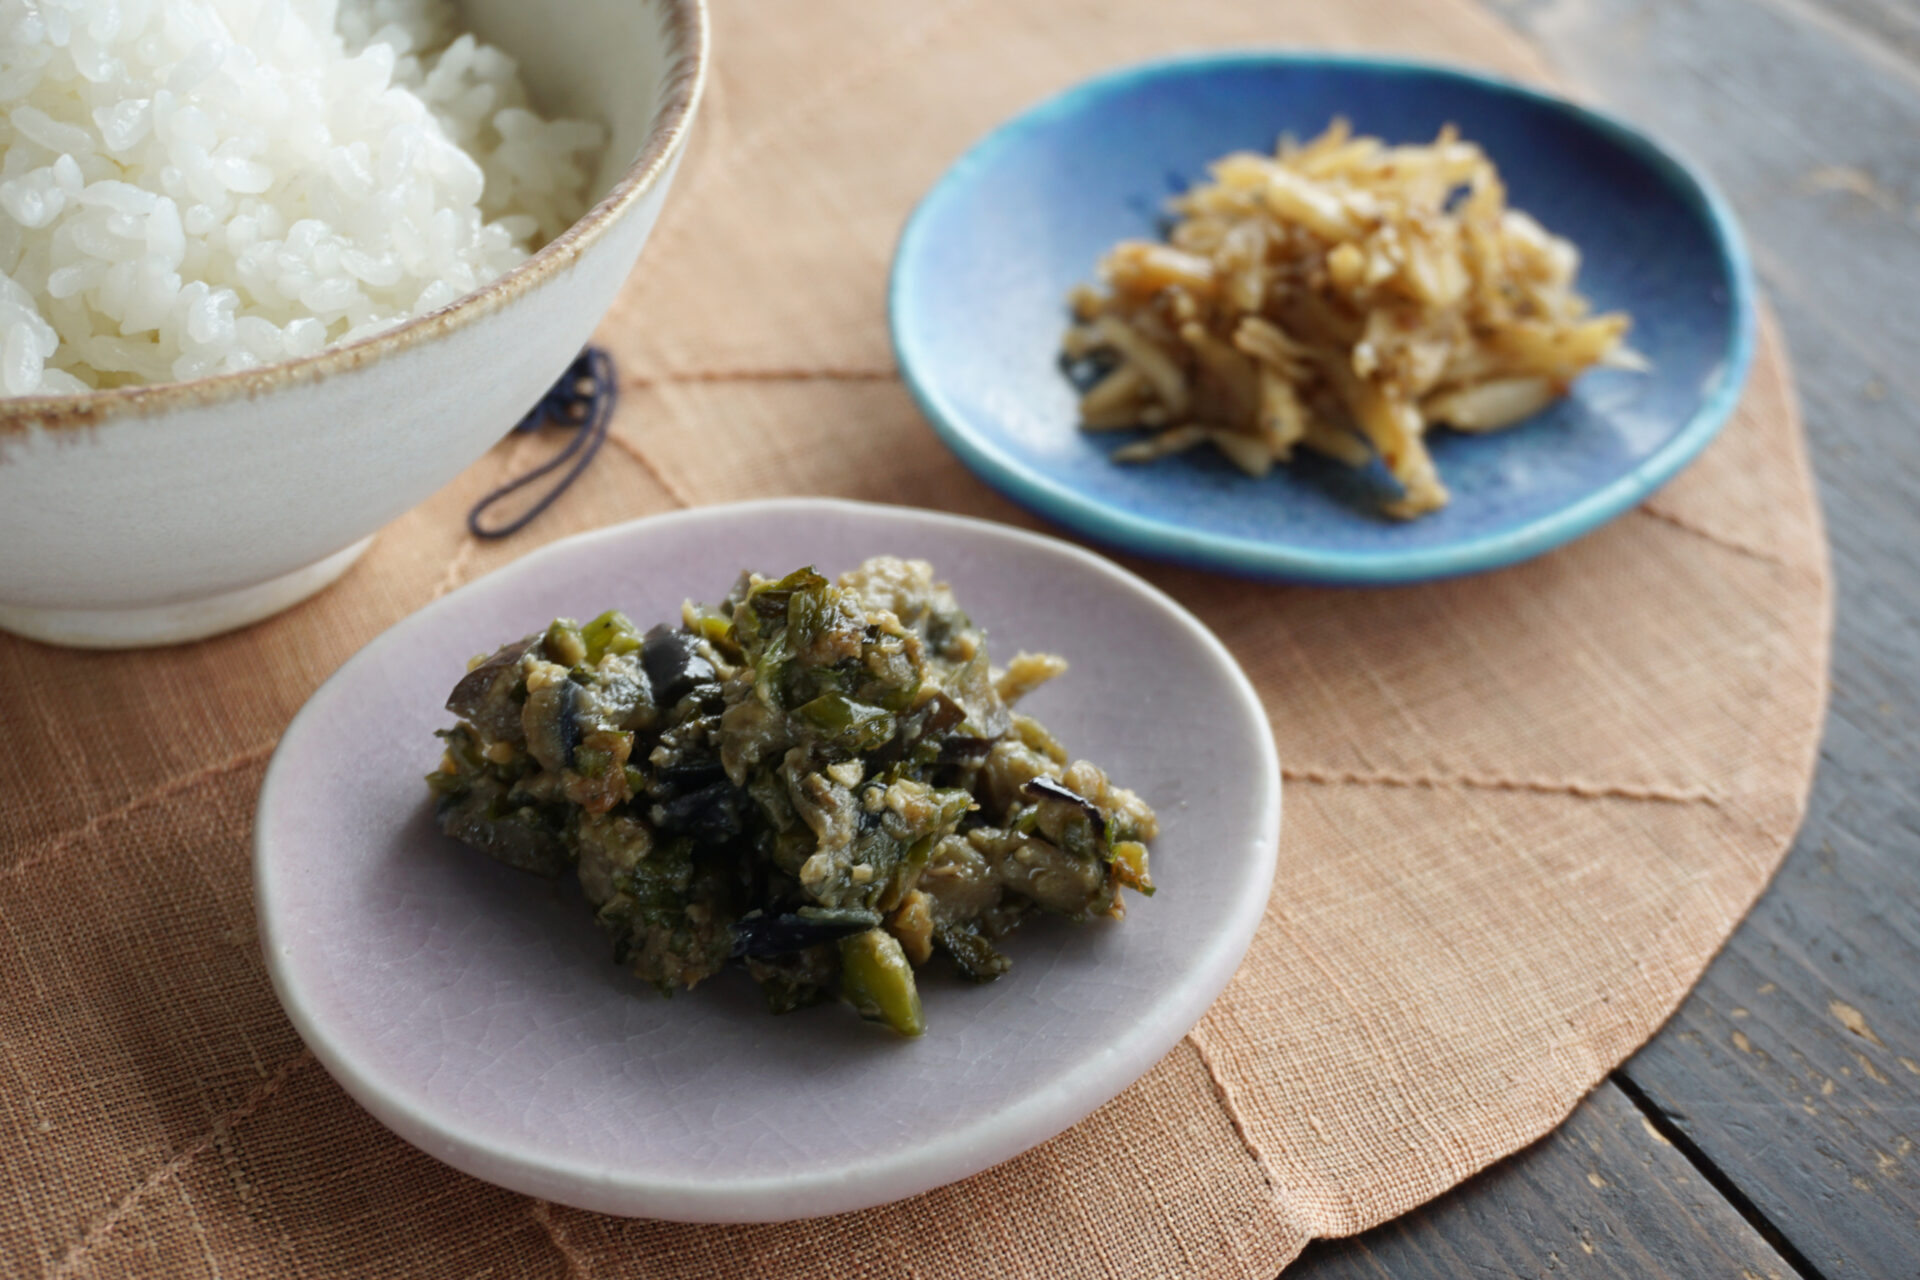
(0, 0), (706, 647)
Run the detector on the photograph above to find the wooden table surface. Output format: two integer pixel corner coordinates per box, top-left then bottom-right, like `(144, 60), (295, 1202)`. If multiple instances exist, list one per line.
(1292, 0), (1920, 1275)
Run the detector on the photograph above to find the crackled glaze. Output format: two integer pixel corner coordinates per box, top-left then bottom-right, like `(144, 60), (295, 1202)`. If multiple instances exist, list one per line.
(254, 500), (1282, 1221)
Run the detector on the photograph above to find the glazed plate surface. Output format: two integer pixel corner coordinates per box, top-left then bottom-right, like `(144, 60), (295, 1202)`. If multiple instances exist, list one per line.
(255, 499), (1281, 1221)
(890, 53), (1755, 583)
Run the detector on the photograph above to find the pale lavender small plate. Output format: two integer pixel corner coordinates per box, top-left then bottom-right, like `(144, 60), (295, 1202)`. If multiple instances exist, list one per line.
(254, 499), (1280, 1222)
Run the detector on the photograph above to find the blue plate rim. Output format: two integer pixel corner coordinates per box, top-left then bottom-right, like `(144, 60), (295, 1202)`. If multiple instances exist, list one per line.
(888, 49), (1759, 585)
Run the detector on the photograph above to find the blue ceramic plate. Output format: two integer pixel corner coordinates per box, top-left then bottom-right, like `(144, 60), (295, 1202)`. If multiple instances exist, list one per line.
(889, 53), (1756, 584)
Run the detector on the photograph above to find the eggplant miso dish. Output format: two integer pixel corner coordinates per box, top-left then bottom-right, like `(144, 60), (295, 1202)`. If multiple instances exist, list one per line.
(426, 557), (1158, 1036)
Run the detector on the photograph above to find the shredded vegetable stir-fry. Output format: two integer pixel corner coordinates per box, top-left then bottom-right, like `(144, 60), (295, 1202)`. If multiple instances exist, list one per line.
(1064, 119), (1639, 517)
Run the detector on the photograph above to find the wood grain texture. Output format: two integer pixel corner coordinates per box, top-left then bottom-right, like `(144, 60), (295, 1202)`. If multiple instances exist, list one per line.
(1286, 1081), (1798, 1279)
(1484, 0), (1920, 1274)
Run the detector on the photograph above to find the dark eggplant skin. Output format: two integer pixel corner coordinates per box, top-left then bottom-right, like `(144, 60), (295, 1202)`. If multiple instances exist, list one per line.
(446, 634), (539, 745)
(435, 786), (569, 877)
(641, 625), (716, 706)
(730, 908), (883, 959)
(654, 757), (728, 791)
(523, 678), (584, 774)
(1022, 775), (1107, 835)
(655, 777), (751, 844)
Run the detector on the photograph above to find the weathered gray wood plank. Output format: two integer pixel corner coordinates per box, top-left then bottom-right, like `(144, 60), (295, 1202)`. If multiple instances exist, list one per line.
(1783, 0), (1920, 77)
(1487, 0), (1920, 1274)
(1287, 1081), (1802, 1279)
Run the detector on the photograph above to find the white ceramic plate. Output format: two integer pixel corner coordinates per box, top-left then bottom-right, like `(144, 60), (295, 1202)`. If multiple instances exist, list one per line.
(255, 499), (1280, 1221)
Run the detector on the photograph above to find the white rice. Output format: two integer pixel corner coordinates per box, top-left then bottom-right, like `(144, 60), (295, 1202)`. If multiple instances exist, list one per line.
(0, 0), (606, 394)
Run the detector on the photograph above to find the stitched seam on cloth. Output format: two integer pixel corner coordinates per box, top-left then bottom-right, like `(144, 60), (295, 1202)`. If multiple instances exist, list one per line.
(1634, 501), (1800, 570)
(1281, 764), (1725, 808)
(431, 535), (484, 601)
(528, 1200), (596, 1280)
(610, 374), (1797, 584)
(1276, 922), (1480, 1218)
(3, 742), (274, 879)
(50, 1048), (315, 1278)
(607, 368), (899, 506)
(1182, 1032), (1290, 1208)
(605, 430), (696, 508)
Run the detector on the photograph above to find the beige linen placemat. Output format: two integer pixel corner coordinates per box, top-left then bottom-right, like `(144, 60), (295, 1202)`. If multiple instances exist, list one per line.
(0, 0), (1829, 1276)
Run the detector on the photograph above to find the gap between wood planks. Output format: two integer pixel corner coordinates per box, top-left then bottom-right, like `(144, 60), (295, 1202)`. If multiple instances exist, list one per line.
(1609, 1072), (1826, 1280)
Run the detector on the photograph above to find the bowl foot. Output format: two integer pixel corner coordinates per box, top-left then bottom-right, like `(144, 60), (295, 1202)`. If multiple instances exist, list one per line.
(0, 536), (375, 650)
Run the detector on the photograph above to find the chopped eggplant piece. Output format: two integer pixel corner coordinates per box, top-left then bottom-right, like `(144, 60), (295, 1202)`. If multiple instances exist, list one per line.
(522, 677), (583, 774)
(655, 777), (751, 844)
(642, 625), (716, 706)
(446, 634), (539, 745)
(730, 907), (884, 959)
(428, 556), (1156, 1035)
(579, 661), (655, 734)
(434, 785), (569, 878)
(654, 758), (728, 790)
(1021, 775), (1109, 838)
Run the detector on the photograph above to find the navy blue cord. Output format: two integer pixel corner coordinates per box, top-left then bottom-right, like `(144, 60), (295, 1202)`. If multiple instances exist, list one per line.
(466, 346), (616, 540)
